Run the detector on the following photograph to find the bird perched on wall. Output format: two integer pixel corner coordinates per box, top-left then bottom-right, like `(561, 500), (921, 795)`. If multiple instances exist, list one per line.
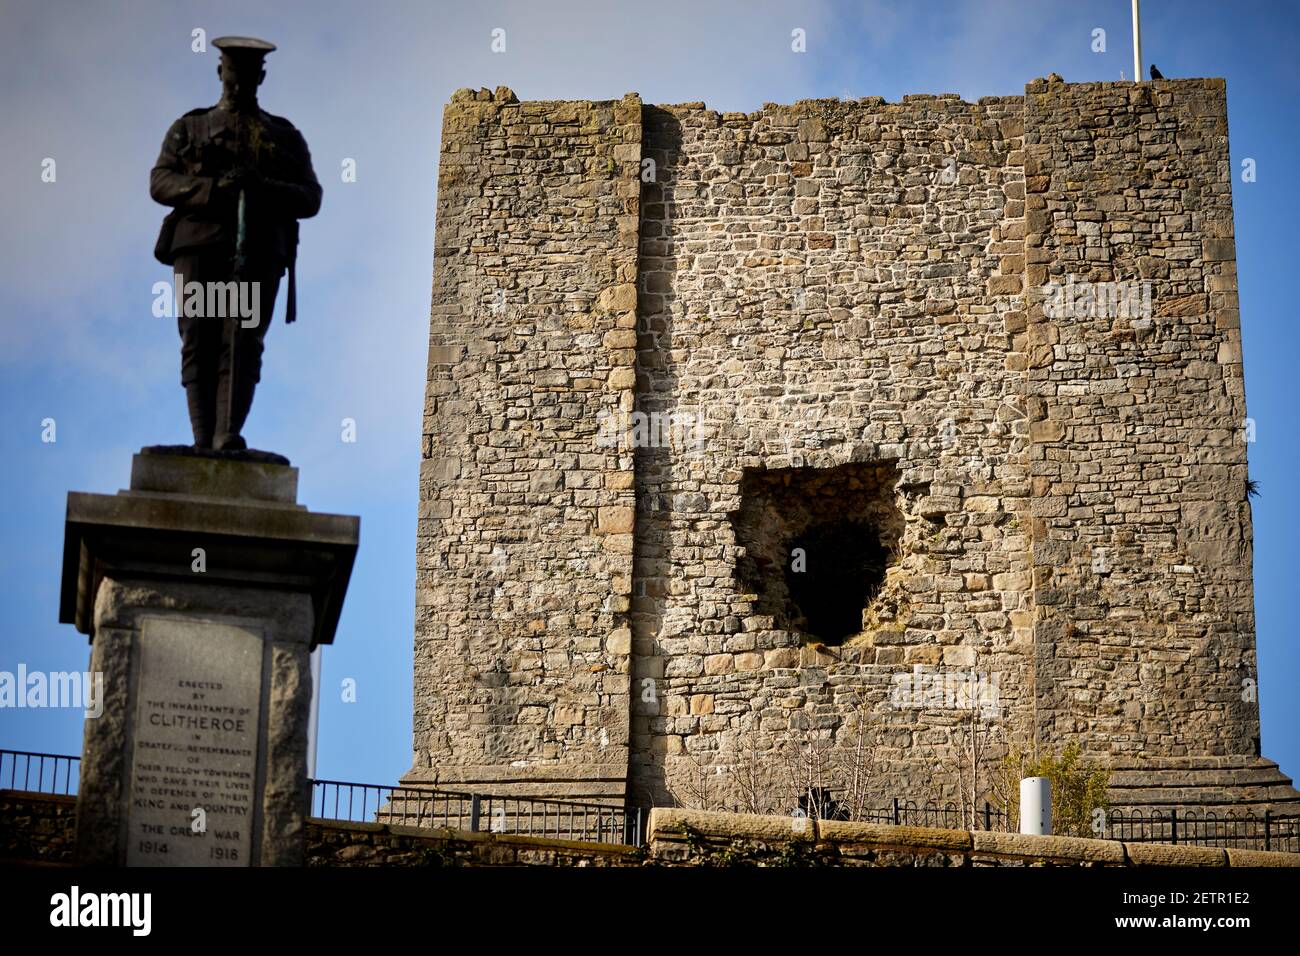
(1150, 64), (1165, 80)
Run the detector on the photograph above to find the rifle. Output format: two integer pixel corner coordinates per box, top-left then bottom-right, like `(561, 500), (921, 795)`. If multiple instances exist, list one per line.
(227, 186), (248, 443)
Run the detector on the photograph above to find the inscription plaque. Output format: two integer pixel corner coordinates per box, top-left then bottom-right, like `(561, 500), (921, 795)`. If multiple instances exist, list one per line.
(126, 618), (263, 866)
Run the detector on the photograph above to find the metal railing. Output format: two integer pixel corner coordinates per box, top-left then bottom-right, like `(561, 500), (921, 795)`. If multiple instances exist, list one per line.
(0, 749), (80, 796)
(768, 797), (1012, 830)
(794, 798), (1300, 853)
(310, 778), (645, 846)
(1104, 806), (1300, 853)
(861, 799), (1012, 831)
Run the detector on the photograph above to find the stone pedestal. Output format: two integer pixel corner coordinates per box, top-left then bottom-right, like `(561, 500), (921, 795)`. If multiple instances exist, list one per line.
(60, 449), (359, 866)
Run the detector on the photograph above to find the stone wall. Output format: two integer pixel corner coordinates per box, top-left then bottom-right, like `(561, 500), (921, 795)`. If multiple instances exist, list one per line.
(413, 77), (1271, 812)
(0, 791), (76, 864)
(305, 810), (1300, 868)
(305, 818), (640, 866)
(632, 92), (1032, 807)
(1020, 79), (1257, 758)
(408, 88), (643, 801)
(646, 808), (1300, 867)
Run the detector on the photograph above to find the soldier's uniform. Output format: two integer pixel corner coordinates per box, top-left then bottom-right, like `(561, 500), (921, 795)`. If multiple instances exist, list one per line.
(151, 40), (321, 449)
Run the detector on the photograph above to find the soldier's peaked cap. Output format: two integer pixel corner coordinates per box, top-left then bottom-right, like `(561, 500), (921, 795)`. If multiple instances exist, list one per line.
(213, 36), (276, 60)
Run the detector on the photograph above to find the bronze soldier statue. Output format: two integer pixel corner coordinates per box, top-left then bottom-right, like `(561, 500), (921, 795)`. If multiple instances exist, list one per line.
(151, 36), (322, 451)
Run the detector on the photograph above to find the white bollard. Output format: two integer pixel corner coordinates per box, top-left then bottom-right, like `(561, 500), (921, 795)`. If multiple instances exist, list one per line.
(1020, 776), (1052, 835)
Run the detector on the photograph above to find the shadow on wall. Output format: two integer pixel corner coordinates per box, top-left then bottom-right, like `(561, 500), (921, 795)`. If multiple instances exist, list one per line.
(629, 106), (683, 809)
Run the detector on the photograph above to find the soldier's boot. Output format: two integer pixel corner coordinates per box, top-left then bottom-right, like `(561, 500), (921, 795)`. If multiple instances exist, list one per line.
(213, 369), (256, 451)
(185, 382), (215, 449)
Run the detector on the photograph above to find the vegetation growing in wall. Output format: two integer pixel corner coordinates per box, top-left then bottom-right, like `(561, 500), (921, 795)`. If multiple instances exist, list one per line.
(935, 677), (1000, 831)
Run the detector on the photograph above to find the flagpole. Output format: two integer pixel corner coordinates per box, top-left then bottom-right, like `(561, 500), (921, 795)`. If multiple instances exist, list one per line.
(1132, 0), (1143, 83)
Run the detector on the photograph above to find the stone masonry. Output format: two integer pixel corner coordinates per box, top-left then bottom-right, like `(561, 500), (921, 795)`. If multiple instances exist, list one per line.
(406, 77), (1298, 815)
(409, 88), (641, 800)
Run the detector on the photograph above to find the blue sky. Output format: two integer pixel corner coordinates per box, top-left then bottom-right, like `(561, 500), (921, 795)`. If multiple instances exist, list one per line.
(1, 0), (1297, 790)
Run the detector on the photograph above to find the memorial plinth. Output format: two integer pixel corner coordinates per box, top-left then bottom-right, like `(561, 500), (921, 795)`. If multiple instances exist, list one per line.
(60, 448), (359, 866)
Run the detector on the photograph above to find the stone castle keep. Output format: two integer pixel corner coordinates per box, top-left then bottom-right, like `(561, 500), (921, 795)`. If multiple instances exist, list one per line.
(403, 76), (1300, 814)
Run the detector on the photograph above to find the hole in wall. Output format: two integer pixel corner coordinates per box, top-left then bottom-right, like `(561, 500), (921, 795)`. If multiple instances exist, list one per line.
(731, 461), (903, 646)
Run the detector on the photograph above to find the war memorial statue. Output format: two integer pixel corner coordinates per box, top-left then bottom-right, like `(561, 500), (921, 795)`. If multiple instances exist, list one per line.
(55, 36), (355, 867)
(150, 35), (322, 451)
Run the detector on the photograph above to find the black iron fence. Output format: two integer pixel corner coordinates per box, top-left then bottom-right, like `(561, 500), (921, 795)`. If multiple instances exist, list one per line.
(310, 778), (644, 847)
(1103, 806), (1300, 853)
(0, 749), (79, 796)
(813, 799), (1300, 853)
(857, 799), (1011, 831)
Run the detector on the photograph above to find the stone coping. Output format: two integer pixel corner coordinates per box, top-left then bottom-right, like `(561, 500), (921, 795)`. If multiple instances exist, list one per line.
(648, 808), (1300, 867)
